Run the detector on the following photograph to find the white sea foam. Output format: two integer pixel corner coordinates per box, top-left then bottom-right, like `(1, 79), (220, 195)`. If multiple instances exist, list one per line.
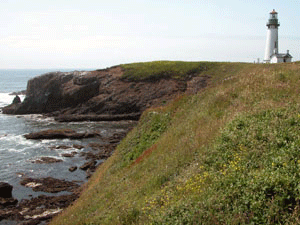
(2, 134), (33, 146)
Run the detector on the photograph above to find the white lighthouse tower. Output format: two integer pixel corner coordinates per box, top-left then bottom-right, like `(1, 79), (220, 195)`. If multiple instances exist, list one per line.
(264, 9), (292, 63)
(264, 9), (280, 62)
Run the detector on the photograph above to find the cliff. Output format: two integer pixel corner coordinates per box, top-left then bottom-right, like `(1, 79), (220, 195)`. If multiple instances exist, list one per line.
(49, 61), (300, 225)
(2, 64), (209, 119)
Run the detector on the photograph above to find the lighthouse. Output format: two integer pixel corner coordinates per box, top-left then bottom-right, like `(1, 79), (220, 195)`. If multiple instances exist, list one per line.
(264, 9), (292, 63)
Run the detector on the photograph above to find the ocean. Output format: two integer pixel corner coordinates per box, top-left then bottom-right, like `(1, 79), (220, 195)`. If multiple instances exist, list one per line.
(0, 69), (130, 201)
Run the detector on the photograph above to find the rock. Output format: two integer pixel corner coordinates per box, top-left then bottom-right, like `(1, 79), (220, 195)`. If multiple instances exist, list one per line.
(73, 144), (84, 149)
(2, 71), (99, 114)
(62, 152), (77, 158)
(32, 157), (63, 164)
(85, 169), (93, 179)
(104, 132), (127, 144)
(9, 90), (26, 95)
(80, 160), (97, 171)
(0, 193), (79, 224)
(2, 66), (204, 117)
(88, 143), (106, 151)
(0, 182), (13, 198)
(84, 152), (98, 161)
(12, 95), (21, 104)
(50, 145), (72, 150)
(24, 129), (100, 140)
(69, 166), (77, 172)
(86, 142), (117, 160)
(0, 197), (18, 208)
(55, 113), (141, 122)
(20, 177), (80, 193)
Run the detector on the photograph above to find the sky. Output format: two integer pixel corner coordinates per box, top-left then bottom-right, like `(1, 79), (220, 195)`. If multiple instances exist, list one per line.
(0, 0), (299, 69)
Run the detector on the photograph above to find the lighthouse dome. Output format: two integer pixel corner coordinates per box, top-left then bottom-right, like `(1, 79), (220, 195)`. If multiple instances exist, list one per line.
(267, 9), (279, 27)
(270, 9), (278, 14)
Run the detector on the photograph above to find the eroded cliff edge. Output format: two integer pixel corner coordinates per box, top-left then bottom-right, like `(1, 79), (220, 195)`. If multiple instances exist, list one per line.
(2, 65), (209, 119)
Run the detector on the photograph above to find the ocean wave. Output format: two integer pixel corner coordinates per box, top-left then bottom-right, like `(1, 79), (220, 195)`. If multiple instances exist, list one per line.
(0, 134), (33, 145)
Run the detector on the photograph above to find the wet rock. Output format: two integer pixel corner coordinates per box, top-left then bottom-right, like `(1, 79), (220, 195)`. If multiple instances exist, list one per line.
(55, 113), (141, 122)
(0, 197), (18, 208)
(24, 129), (100, 140)
(20, 177), (80, 193)
(0, 182), (13, 198)
(85, 169), (93, 179)
(50, 145), (72, 150)
(101, 131), (127, 144)
(32, 157), (63, 164)
(79, 152), (87, 157)
(88, 143), (103, 151)
(88, 143), (117, 150)
(12, 95), (21, 104)
(80, 160), (97, 171)
(73, 144), (84, 149)
(20, 194), (78, 224)
(62, 152), (77, 158)
(69, 166), (77, 172)
(87, 143), (116, 160)
(0, 193), (78, 224)
(84, 152), (97, 160)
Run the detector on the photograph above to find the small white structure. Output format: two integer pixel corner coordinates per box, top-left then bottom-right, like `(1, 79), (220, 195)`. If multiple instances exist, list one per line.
(270, 50), (293, 63)
(264, 9), (292, 63)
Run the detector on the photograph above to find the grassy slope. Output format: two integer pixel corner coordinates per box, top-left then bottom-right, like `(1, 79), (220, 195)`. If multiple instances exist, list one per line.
(51, 61), (300, 224)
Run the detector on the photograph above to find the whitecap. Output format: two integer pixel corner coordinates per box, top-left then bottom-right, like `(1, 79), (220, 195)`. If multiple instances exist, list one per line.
(2, 134), (34, 146)
(41, 139), (58, 144)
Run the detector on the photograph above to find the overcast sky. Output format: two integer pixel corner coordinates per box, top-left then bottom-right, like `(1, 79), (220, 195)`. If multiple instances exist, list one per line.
(0, 0), (299, 69)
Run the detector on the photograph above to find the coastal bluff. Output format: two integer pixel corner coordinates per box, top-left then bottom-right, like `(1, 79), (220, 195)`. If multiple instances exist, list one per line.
(2, 65), (208, 118)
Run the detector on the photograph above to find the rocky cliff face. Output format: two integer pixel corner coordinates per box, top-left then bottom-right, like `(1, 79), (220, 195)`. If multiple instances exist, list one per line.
(2, 66), (208, 117)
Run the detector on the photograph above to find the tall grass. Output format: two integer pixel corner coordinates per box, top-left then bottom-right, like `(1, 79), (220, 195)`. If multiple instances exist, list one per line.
(51, 61), (300, 224)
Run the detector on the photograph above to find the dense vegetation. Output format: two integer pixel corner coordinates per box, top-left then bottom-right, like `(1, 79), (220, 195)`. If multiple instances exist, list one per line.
(51, 61), (300, 224)
(121, 61), (214, 81)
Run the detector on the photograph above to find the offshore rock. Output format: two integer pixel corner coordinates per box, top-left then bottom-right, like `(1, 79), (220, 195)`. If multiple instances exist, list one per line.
(0, 182), (13, 198)
(69, 166), (78, 172)
(0, 183), (18, 209)
(20, 177), (80, 193)
(24, 129), (100, 140)
(80, 160), (97, 171)
(2, 66), (208, 117)
(32, 157), (63, 164)
(12, 95), (21, 104)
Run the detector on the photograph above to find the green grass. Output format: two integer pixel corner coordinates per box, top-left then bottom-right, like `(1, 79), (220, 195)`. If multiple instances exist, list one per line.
(121, 61), (206, 81)
(51, 61), (300, 225)
(121, 61), (228, 81)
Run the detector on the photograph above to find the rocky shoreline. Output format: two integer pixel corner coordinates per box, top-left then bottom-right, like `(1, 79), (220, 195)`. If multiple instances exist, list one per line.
(0, 125), (132, 225)
(0, 66), (209, 224)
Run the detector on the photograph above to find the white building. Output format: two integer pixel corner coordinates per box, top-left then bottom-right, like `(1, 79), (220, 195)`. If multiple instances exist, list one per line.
(270, 50), (293, 63)
(264, 9), (292, 63)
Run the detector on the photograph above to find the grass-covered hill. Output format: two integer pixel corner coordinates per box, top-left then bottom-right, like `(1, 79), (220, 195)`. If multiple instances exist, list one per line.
(51, 61), (300, 224)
